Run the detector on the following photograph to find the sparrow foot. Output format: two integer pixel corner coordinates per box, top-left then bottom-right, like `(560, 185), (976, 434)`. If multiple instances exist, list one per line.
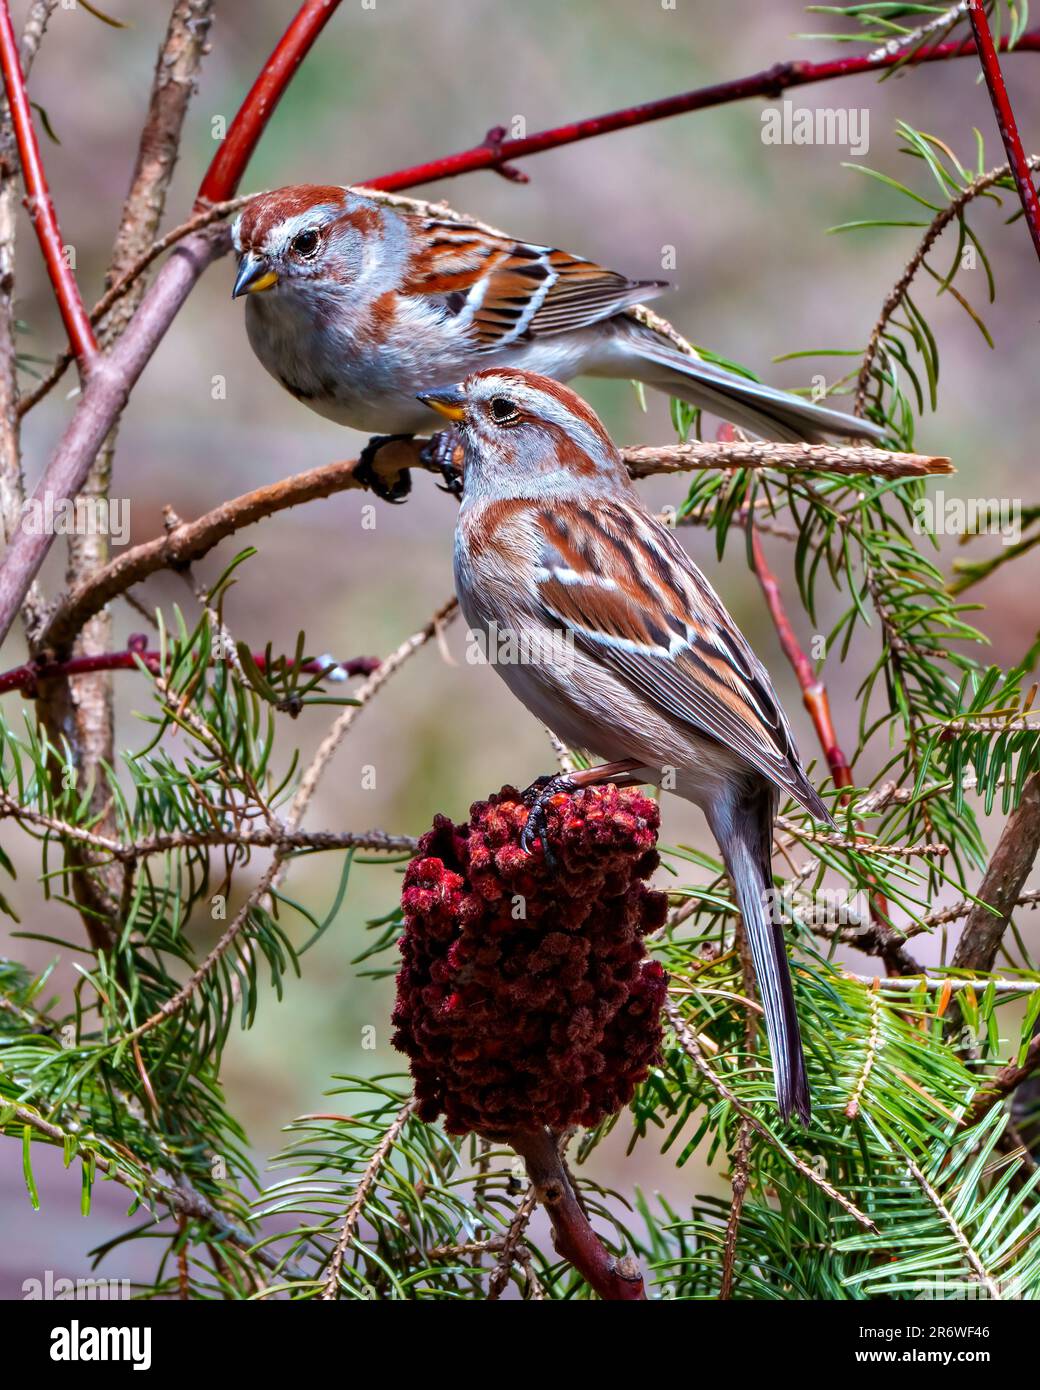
(420, 429), (463, 498)
(520, 772), (577, 868)
(355, 434), (414, 504)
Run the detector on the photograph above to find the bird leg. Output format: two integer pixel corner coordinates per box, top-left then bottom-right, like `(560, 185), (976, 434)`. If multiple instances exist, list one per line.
(520, 758), (647, 866)
(420, 429), (463, 498)
(355, 434), (414, 504)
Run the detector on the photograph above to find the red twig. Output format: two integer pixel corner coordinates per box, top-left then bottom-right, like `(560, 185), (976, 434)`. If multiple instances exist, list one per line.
(0, 642), (379, 697)
(509, 1126), (645, 1301)
(363, 30), (1040, 191)
(0, 0), (97, 372)
(967, 1), (1040, 262)
(750, 526), (853, 791)
(748, 515), (901, 963)
(0, 0), (344, 647)
(196, 0), (342, 207)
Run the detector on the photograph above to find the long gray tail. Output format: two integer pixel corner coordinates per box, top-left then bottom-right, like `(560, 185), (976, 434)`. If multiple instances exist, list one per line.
(626, 326), (883, 445)
(709, 785), (811, 1125)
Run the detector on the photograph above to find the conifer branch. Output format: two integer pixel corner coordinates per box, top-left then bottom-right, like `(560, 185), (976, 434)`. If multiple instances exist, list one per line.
(664, 997), (877, 1230)
(856, 153), (1040, 411)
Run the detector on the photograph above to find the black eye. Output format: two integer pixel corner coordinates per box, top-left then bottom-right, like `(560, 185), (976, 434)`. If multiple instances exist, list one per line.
(489, 396), (519, 423)
(290, 228), (320, 258)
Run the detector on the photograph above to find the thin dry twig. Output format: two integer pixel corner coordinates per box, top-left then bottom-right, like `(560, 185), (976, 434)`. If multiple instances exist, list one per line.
(319, 1098), (416, 1300)
(117, 597), (456, 1044)
(8, 1104), (307, 1282)
(665, 997), (876, 1231)
(0, 792), (417, 859)
(856, 154), (1040, 411)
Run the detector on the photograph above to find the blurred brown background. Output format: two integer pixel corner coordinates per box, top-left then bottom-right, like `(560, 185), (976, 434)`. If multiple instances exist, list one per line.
(1, 0), (1038, 1296)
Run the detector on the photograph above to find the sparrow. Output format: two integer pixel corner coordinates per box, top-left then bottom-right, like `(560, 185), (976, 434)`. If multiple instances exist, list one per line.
(231, 185), (883, 499)
(420, 367), (834, 1125)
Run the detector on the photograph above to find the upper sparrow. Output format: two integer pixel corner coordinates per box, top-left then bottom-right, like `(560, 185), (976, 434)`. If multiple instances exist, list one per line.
(422, 367), (834, 1124)
(231, 185), (882, 467)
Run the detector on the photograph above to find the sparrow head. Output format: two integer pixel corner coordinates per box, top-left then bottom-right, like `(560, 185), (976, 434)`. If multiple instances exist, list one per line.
(231, 185), (395, 302)
(418, 369), (629, 499)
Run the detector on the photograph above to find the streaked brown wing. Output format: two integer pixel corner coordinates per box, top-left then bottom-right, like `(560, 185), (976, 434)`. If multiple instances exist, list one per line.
(402, 215), (667, 350)
(533, 502), (828, 818)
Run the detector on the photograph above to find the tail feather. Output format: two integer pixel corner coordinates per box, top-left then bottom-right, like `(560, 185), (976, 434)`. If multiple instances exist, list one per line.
(627, 330), (884, 445)
(710, 787), (811, 1125)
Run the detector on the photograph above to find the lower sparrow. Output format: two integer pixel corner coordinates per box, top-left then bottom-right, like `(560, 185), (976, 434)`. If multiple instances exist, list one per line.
(423, 367), (834, 1125)
(231, 186), (882, 498)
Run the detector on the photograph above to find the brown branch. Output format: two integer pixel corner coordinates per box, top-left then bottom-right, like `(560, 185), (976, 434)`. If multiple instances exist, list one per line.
(623, 439), (952, 480)
(41, 0), (218, 957)
(720, 929), (758, 1299)
(508, 1126), (646, 1301)
(319, 1098), (416, 1300)
(364, 31), (1040, 192)
(968, 1032), (1040, 1125)
(952, 771), (1040, 972)
(719, 1119), (753, 1299)
(0, 0), (97, 372)
(967, 0), (1040, 262)
(35, 438), (948, 656)
(845, 972), (1040, 995)
(776, 818), (948, 859)
(0, 790), (415, 860)
(486, 1188), (540, 1300)
(0, 222), (228, 647)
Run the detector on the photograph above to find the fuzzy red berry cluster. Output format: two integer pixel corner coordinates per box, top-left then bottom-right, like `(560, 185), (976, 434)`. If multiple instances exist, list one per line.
(391, 784), (668, 1138)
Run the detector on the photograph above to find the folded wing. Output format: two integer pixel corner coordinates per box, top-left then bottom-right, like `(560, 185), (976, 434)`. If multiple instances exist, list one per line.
(532, 499), (832, 823)
(402, 215), (668, 350)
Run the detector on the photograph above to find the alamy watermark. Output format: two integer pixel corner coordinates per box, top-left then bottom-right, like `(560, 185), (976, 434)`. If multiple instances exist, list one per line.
(764, 886), (870, 928)
(23, 1269), (130, 1300)
(912, 490), (1021, 545)
(20, 492), (130, 546)
(466, 621), (575, 670)
(761, 100), (869, 156)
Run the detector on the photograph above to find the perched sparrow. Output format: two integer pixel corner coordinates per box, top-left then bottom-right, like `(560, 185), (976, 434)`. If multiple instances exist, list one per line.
(421, 368), (834, 1124)
(231, 185), (882, 498)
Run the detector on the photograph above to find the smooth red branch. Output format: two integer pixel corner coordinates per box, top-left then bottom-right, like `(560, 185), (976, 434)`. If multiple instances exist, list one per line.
(967, 1), (1040, 263)
(364, 30), (1040, 191)
(0, 642), (380, 697)
(196, 0), (343, 207)
(748, 514), (902, 964)
(0, 0), (97, 372)
(750, 525), (853, 792)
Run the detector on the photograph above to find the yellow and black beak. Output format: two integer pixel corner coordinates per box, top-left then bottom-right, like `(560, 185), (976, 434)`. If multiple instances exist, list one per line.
(416, 386), (466, 423)
(232, 252), (279, 298)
